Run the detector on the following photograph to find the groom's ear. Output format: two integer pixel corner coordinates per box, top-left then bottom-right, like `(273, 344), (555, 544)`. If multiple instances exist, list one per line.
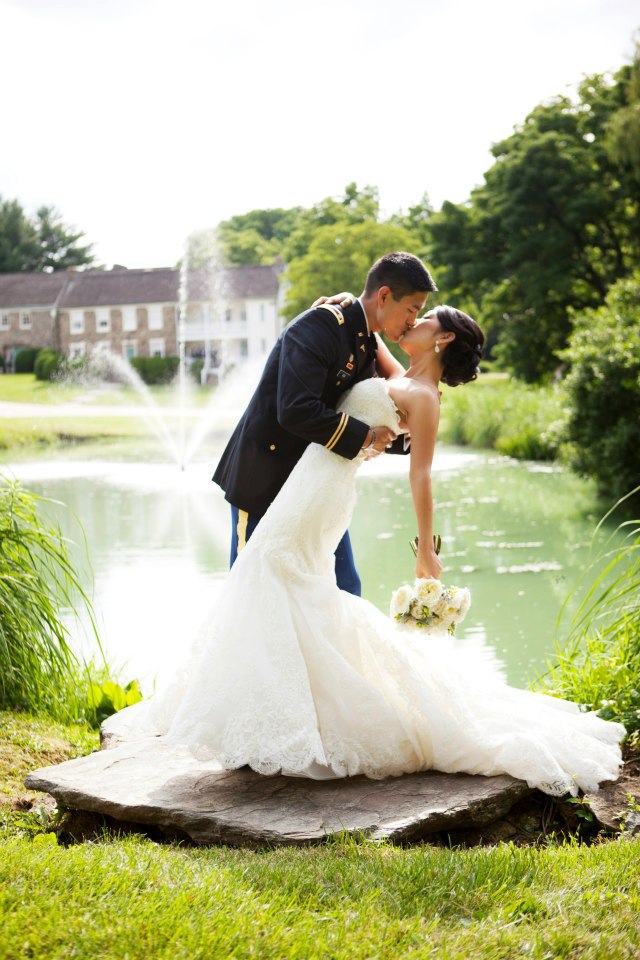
(377, 285), (392, 306)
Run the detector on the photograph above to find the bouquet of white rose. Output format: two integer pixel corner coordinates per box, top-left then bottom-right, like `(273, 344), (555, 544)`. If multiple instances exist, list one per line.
(390, 577), (471, 635)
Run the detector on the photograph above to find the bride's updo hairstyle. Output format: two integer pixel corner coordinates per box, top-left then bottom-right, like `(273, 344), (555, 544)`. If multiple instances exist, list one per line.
(435, 305), (485, 387)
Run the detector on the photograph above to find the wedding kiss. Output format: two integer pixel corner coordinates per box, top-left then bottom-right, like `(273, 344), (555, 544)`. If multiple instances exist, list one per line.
(103, 251), (624, 796)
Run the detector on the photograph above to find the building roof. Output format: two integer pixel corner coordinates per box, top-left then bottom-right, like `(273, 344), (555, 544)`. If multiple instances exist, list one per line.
(60, 268), (178, 308)
(0, 264), (281, 310)
(0, 272), (69, 308)
(186, 265), (281, 301)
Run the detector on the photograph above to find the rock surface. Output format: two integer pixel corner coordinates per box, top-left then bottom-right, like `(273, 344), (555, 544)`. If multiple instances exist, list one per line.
(585, 763), (640, 836)
(25, 738), (531, 847)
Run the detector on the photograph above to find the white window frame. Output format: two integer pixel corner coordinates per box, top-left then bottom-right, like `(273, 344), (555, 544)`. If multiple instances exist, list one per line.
(96, 310), (111, 334)
(149, 337), (165, 357)
(20, 312), (32, 330)
(148, 304), (163, 331)
(0, 315), (10, 330)
(70, 313), (84, 335)
(69, 342), (86, 359)
(122, 306), (137, 333)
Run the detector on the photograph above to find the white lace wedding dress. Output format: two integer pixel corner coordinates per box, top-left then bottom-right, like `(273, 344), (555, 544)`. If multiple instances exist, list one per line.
(103, 378), (624, 796)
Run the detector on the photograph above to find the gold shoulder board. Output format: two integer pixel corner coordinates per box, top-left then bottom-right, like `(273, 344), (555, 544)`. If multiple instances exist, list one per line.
(317, 304), (344, 325)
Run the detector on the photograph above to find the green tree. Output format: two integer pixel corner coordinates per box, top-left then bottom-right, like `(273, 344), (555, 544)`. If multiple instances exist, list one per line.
(427, 64), (640, 381)
(185, 207), (302, 268)
(0, 197), (39, 272)
(605, 44), (640, 180)
(560, 272), (640, 503)
(34, 205), (94, 271)
(283, 220), (419, 321)
(283, 183), (381, 262)
(0, 196), (93, 273)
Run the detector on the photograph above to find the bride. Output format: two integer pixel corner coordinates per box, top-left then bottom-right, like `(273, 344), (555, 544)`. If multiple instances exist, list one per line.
(103, 306), (624, 796)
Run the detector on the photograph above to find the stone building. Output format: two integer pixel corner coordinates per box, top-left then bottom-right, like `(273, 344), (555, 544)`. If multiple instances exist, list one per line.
(0, 272), (67, 369)
(0, 263), (284, 373)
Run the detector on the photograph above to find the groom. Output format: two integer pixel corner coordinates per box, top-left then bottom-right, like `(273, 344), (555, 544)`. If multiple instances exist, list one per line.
(213, 251), (437, 595)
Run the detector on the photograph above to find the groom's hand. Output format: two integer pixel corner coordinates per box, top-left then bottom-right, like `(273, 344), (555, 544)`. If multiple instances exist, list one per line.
(362, 425), (397, 459)
(312, 292), (355, 308)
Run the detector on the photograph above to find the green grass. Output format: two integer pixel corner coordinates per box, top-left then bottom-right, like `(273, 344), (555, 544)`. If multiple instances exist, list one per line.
(1, 710), (639, 958)
(0, 373), (84, 404)
(1, 822), (639, 958)
(439, 374), (564, 461)
(0, 374), (216, 454)
(0, 372), (212, 407)
(0, 479), (102, 720)
(0, 416), (150, 451)
(539, 500), (640, 734)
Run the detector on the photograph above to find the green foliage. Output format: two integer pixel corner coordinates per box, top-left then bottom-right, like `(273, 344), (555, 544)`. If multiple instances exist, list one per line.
(130, 356), (180, 385)
(86, 679), (142, 726)
(0, 196), (94, 273)
(33, 206), (94, 272)
(189, 358), (204, 383)
(283, 182), (381, 263)
(33, 349), (62, 382)
(283, 220), (420, 321)
(427, 64), (640, 381)
(0, 478), (97, 719)
(559, 272), (640, 502)
(439, 377), (563, 460)
(13, 348), (40, 374)
(604, 45), (640, 179)
(539, 501), (640, 735)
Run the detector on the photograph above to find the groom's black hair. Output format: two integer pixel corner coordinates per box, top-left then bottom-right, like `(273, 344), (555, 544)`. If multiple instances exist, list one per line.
(364, 252), (437, 300)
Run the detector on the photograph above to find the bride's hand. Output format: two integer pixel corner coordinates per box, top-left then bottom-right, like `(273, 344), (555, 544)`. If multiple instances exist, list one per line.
(416, 546), (443, 580)
(312, 292), (355, 308)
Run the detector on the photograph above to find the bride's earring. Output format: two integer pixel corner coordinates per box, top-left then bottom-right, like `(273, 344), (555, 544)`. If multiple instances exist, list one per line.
(434, 342), (441, 354)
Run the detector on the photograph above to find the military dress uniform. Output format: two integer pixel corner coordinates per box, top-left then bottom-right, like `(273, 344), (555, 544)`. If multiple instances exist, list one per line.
(213, 298), (381, 595)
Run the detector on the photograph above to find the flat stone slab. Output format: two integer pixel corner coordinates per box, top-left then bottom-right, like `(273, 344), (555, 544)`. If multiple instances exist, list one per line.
(25, 738), (530, 847)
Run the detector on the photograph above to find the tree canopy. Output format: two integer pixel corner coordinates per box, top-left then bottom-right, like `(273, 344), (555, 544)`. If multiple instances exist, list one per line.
(425, 55), (640, 380)
(0, 197), (94, 273)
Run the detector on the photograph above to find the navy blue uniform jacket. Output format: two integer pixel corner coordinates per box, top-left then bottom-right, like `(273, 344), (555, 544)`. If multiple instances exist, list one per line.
(212, 299), (379, 516)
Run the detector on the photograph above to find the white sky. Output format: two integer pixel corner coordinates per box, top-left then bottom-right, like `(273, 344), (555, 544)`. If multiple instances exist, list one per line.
(1, 0), (638, 268)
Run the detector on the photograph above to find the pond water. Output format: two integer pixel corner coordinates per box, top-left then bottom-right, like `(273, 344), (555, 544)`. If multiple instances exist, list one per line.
(5, 442), (622, 693)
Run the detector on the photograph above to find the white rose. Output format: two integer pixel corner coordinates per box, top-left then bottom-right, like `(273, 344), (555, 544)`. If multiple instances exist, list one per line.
(432, 597), (450, 620)
(414, 578), (443, 607)
(390, 584), (413, 618)
(409, 599), (424, 621)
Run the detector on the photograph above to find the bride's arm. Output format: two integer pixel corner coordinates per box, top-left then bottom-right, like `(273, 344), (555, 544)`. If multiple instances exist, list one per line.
(375, 334), (406, 379)
(406, 389), (443, 580)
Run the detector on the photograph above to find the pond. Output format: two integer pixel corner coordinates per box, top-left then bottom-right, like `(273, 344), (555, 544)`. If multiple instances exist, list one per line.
(5, 441), (622, 693)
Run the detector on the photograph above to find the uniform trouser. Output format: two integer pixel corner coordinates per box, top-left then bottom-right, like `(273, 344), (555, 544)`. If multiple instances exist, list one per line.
(229, 505), (362, 597)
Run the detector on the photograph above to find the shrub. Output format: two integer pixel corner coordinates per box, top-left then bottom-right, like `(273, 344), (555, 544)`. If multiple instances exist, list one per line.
(130, 355), (180, 385)
(13, 348), (40, 374)
(560, 273), (640, 503)
(190, 358), (204, 383)
(34, 349), (62, 381)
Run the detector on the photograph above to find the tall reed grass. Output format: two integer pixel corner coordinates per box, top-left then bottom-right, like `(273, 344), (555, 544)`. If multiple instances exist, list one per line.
(538, 490), (640, 735)
(0, 477), (103, 722)
(439, 377), (563, 460)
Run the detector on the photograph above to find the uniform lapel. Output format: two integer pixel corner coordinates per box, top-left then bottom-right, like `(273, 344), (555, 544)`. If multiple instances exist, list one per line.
(345, 299), (377, 372)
